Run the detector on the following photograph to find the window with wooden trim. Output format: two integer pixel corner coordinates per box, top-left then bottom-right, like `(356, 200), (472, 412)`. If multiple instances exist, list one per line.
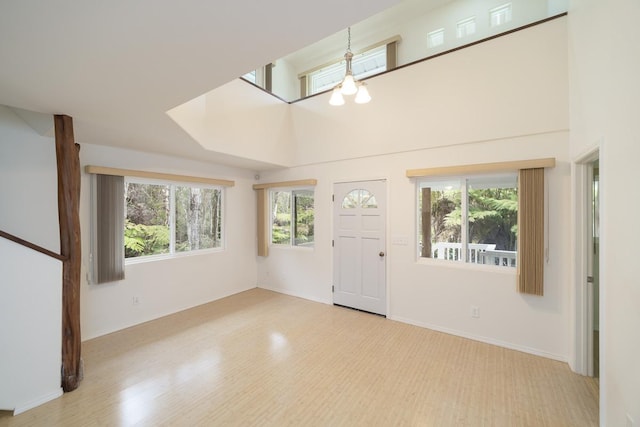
(88, 166), (232, 282)
(306, 44), (389, 96)
(124, 179), (224, 260)
(409, 159), (551, 294)
(271, 189), (314, 247)
(417, 174), (518, 267)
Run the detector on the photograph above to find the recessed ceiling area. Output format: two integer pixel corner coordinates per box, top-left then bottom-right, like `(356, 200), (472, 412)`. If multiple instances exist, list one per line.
(167, 0), (567, 168)
(0, 0), (566, 171)
(0, 0), (401, 170)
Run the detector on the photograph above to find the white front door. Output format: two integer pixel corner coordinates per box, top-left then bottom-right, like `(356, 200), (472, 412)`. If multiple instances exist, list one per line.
(333, 180), (386, 315)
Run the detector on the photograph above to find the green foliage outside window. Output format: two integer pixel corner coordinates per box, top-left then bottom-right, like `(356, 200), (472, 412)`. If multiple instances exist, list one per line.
(125, 183), (170, 258)
(124, 181), (222, 258)
(294, 191), (314, 245)
(271, 189), (314, 246)
(433, 187), (518, 251)
(175, 186), (222, 252)
(418, 175), (518, 265)
(272, 191), (291, 245)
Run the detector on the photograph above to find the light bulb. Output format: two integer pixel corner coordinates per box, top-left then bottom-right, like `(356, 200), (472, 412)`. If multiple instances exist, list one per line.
(355, 84), (371, 104)
(340, 74), (357, 95)
(329, 87), (345, 106)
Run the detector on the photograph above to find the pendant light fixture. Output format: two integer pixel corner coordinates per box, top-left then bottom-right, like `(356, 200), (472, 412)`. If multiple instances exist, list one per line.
(329, 27), (371, 106)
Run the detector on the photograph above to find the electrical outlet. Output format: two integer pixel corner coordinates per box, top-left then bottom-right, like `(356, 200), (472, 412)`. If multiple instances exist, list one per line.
(471, 306), (480, 318)
(132, 296), (140, 305)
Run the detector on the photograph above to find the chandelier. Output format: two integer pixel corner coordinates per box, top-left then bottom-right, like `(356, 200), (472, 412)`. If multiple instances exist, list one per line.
(329, 27), (371, 106)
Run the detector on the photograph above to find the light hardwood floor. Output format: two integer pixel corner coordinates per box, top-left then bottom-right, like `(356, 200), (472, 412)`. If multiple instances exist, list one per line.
(1, 289), (599, 426)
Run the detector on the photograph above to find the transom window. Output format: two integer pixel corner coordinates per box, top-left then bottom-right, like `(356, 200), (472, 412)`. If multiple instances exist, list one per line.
(125, 180), (223, 259)
(341, 189), (378, 209)
(417, 174), (517, 267)
(271, 189), (315, 246)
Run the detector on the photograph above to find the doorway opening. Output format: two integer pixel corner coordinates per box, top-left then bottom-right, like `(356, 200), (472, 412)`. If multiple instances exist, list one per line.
(574, 149), (600, 380)
(587, 160), (600, 378)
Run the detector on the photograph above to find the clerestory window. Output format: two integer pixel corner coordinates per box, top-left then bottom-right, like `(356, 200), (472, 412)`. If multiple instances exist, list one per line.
(456, 16), (477, 38)
(490, 3), (513, 27)
(306, 45), (388, 96)
(427, 28), (445, 48)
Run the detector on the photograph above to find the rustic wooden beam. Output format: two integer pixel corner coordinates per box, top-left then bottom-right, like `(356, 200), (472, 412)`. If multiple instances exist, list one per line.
(54, 115), (82, 392)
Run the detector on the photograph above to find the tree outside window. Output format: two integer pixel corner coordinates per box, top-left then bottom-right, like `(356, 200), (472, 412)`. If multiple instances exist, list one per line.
(418, 174), (517, 266)
(125, 181), (223, 259)
(271, 189), (314, 247)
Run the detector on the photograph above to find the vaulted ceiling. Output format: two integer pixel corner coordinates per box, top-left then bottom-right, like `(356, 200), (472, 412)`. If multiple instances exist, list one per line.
(0, 0), (403, 170)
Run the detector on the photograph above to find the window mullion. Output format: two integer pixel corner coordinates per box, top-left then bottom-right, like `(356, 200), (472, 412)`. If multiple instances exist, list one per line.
(461, 179), (469, 263)
(169, 184), (176, 254)
(291, 191), (296, 246)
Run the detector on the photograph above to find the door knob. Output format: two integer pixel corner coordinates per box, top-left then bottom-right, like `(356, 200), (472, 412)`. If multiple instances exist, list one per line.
(379, 251), (385, 257)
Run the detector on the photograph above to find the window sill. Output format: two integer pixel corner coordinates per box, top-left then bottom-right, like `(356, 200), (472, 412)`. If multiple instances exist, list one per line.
(269, 244), (315, 252)
(125, 247), (225, 265)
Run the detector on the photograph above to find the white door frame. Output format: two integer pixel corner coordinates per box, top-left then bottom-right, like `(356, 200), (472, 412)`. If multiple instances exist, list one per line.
(571, 146), (600, 376)
(332, 178), (389, 316)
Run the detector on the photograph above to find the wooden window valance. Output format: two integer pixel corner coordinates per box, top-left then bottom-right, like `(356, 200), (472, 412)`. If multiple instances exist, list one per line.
(408, 158), (555, 296)
(406, 158), (555, 178)
(252, 179), (317, 190)
(85, 166), (235, 187)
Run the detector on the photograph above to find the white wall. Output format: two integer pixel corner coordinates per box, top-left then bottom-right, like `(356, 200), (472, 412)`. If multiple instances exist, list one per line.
(0, 241), (63, 414)
(396, 0), (549, 65)
(0, 107), (59, 252)
(258, 133), (570, 360)
(258, 17), (571, 360)
(0, 105), (260, 412)
(291, 17), (567, 166)
(568, 0), (640, 424)
(0, 106), (63, 413)
(279, 0), (565, 103)
(167, 81), (295, 168)
(271, 58), (298, 104)
(79, 144), (259, 340)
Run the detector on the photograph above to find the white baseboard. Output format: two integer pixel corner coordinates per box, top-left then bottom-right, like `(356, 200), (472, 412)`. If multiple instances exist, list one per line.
(82, 285), (257, 341)
(388, 315), (567, 363)
(257, 284), (331, 305)
(13, 388), (63, 415)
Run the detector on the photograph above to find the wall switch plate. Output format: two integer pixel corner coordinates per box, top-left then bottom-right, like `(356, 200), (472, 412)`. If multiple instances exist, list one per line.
(471, 306), (480, 318)
(391, 235), (409, 246)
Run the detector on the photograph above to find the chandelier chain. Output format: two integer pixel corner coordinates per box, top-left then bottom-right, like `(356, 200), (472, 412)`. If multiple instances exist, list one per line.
(347, 27), (351, 53)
